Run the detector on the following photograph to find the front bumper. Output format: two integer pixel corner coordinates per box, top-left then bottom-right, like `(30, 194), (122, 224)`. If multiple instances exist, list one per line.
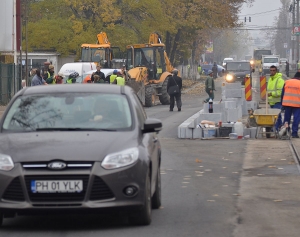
(0, 161), (147, 216)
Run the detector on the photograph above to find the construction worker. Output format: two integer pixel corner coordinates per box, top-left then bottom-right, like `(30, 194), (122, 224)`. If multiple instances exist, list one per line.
(44, 65), (55, 84)
(197, 65), (202, 75)
(112, 72), (125, 85)
(94, 74), (105, 83)
(266, 65), (284, 137)
(281, 72), (300, 138)
(110, 70), (118, 84)
(297, 60), (300, 70)
(121, 65), (130, 81)
(91, 65), (106, 83)
(66, 72), (79, 84)
(203, 70), (215, 103)
(55, 72), (64, 84)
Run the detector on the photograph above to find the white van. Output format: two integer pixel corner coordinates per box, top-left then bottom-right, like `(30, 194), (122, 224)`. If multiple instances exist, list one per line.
(222, 58), (234, 67)
(58, 62), (98, 82)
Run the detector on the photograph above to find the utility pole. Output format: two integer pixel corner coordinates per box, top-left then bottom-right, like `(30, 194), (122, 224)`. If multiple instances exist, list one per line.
(297, 0), (299, 61)
(25, 0), (28, 84)
(292, 2), (295, 64)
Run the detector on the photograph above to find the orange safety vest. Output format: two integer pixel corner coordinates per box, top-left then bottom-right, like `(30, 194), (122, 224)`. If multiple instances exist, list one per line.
(282, 79), (300, 107)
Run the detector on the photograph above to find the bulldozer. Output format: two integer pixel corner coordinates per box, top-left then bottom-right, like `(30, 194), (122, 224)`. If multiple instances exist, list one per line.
(125, 32), (174, 107)
(80, 32), (123, 68)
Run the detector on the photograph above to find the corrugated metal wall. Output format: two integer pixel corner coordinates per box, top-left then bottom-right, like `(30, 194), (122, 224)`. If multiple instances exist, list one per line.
(0, 63), (21, 105)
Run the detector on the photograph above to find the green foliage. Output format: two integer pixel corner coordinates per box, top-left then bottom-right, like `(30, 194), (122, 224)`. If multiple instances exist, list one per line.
(24, 0), (254, 62)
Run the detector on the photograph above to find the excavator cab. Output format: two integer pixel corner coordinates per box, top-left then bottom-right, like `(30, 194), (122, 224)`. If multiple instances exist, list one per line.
(125, 46), (166, 80)
(125, 32), (175, 107)
(80, 32), (121, 69)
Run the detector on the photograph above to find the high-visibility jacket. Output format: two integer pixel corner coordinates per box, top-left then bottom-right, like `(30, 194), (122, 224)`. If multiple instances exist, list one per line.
(115, 76), (125, 86)
(297, 62), (300, 70)
(282, 79), (300, 107)
(46, 71), (56, 84)
(267, 73), (285, 105)
(110, 74), (117, 84)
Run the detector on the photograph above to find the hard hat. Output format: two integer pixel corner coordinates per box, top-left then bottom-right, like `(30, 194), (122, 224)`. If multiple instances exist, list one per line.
(57, 72), (64, 77)
(113, 69), (118, 74)
(69, 72), (79, 79)
(207, 70), (213, 75)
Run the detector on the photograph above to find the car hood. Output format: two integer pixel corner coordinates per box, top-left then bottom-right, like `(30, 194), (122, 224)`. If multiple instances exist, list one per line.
(0, 132), (138, 163)
(228, 71), (249, 76)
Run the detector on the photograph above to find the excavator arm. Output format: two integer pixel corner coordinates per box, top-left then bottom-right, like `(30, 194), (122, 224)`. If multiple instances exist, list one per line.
(97, 32), (110, 45)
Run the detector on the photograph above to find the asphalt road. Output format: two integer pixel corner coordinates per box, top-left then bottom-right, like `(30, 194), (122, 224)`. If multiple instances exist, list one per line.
(2, 75), (297, 236)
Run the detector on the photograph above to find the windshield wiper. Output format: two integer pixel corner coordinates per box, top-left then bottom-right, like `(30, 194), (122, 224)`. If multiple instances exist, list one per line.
(36, 128), (117, 131)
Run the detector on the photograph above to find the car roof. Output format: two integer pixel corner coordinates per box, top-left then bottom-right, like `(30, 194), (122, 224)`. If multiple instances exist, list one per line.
(20, 84), (134, 96)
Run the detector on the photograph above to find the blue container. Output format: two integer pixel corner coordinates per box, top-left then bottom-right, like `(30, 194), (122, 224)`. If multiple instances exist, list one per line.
(202, 128), (216, 138)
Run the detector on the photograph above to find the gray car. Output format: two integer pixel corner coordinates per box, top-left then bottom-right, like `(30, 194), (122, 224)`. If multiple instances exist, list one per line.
(0, 84), (162, 226)
(225, 61), (252, 85)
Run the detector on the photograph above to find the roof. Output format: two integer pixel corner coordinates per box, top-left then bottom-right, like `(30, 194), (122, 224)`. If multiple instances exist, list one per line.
(20, 84), (133, 96)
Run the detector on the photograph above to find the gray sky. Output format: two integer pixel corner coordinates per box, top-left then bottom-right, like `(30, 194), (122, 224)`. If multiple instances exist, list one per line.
(240, 0), (282, 37)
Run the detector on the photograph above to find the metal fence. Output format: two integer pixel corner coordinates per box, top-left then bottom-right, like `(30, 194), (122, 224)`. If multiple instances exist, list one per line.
(0, 63), (22, 105)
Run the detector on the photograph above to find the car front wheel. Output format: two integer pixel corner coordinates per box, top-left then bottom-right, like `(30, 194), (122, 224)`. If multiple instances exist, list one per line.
(151, 166), (161, 209)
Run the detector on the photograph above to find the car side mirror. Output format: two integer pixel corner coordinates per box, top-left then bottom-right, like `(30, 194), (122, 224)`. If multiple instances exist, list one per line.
(142, 118), (162, 134)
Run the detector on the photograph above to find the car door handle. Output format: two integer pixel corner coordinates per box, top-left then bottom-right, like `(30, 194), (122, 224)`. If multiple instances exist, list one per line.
(152, 137), (158, 143)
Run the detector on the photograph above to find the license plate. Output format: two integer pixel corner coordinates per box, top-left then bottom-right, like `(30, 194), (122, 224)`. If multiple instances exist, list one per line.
(31, 180), (83, 193)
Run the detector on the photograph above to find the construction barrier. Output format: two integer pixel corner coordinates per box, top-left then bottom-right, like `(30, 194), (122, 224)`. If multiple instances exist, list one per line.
(245, 76), (252, 101)
(260, 76), (266, 100)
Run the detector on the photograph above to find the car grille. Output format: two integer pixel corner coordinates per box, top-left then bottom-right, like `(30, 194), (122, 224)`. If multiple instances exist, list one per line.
(25, 175), (89, 202)
(2, 177), (25, 202)
(22, 161), (93, 170)
(90, 176), (114, 201)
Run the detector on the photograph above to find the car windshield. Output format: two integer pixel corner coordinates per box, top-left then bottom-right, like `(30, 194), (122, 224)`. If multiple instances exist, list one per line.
(264, 58), (278, 63)
(2, 93), (132, 132)
(226, 62), (250, 71)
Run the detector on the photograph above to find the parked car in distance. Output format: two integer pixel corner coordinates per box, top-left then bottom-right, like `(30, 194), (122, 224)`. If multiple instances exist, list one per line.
(201, 64), (225, 77)
(222, 58), (234, 68)
(225, 61), (252, 85)
(0, 84), (162, 226)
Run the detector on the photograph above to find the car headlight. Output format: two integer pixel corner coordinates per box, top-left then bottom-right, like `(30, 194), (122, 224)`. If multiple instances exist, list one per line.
(0, 154), (14, 171)
(226, 74), (233, 81)
(101, 147), (139, 170)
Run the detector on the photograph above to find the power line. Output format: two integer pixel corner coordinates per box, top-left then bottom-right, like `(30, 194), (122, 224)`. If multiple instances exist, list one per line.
(239, 8), (281, 17)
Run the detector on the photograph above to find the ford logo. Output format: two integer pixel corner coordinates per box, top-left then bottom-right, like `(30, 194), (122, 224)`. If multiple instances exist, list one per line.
(48, 161), (67, 170)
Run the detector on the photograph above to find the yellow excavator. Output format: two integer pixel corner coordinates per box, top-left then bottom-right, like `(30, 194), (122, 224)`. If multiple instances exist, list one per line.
(80, 32), (123, 68)
(125, 32), (174, 107)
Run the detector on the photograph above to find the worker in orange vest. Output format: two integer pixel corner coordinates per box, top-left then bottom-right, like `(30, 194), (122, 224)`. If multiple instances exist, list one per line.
(281, 72), (300, 138)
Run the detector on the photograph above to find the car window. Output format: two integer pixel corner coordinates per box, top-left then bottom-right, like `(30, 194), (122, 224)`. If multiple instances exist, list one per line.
(132, 93), (147, 126)
(2, 93), (132, 132)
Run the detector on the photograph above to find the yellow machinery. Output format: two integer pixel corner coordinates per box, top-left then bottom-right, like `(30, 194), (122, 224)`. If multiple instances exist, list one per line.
(125, 32), (174, 107)
(80, 32), (123, 68)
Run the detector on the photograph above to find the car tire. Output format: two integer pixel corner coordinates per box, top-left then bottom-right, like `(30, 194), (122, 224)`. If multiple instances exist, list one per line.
(151, 165), (161, 209)
(129, 174), (152, 225)
(145, 86), (155, 107)
(159, 77), (170, 105)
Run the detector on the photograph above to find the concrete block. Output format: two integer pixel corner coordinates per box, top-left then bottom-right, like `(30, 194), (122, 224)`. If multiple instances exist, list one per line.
(224, 82), (242, 89)
(203, 103), (223, 113)
(243, 128), (251, 137)
(193, 127), (202, 139)
(225, 89), (242, 98)
(226, 108), (239, 122)
(198, 113), (222, 123)
(250, 127), (257, 138)
(224, 101), (237, 109)
(185, 128), (193, 138)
